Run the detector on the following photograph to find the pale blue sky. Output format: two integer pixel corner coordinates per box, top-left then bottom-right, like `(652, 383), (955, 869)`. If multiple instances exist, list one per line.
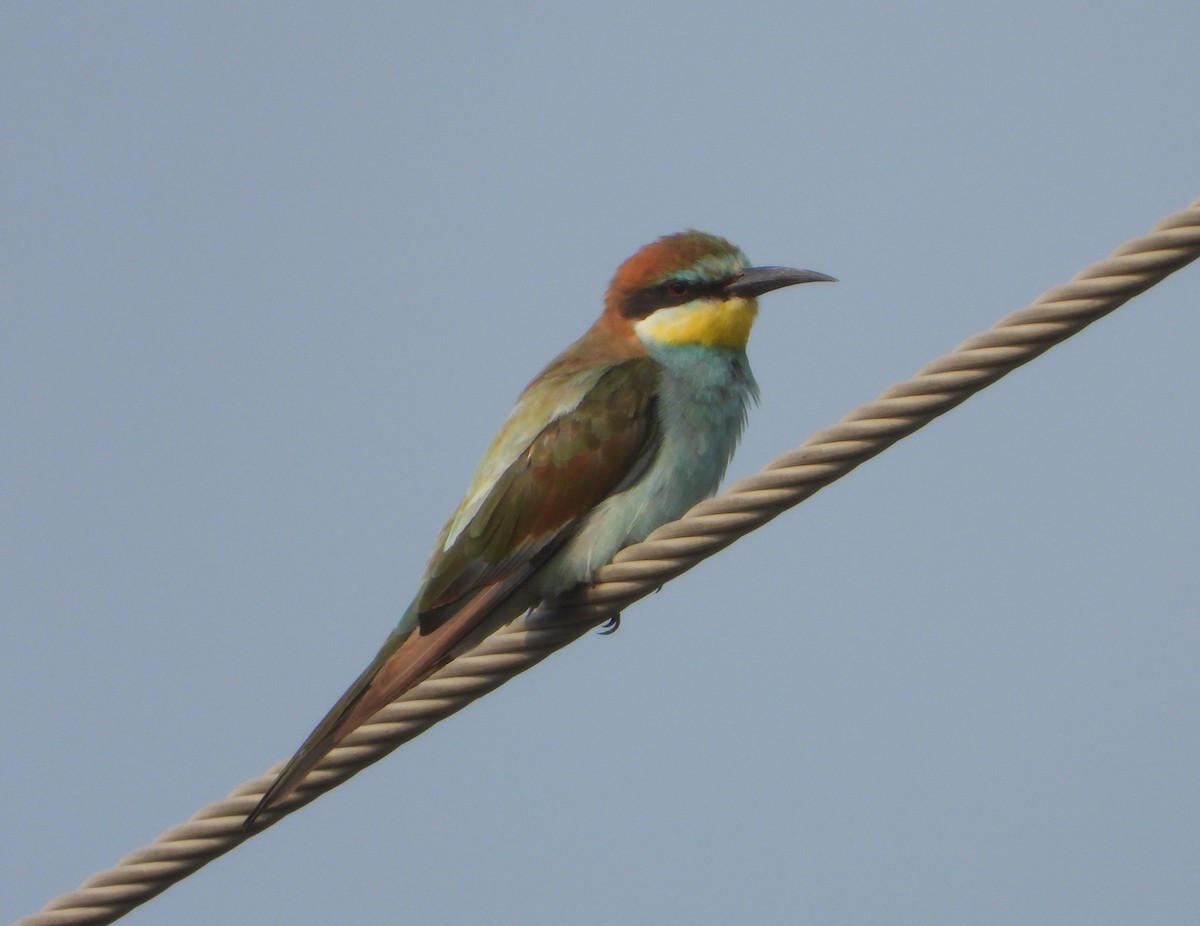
(3, 4), (1197, 924)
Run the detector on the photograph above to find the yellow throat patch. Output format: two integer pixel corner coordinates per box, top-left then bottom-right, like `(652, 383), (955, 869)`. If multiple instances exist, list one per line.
(634, 296), (759, 351)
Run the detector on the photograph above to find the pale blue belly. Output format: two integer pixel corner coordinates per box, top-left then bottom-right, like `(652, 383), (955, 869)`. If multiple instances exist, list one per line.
(538, 346), (757, 596)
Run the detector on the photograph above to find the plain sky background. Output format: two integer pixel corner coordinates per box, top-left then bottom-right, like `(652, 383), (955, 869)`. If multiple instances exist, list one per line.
(3, 4), (1197, 924)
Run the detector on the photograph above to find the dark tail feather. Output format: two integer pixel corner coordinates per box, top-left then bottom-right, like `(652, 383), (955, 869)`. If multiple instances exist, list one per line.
(243, 581), (530, 829)
(242, 612), (413, 829)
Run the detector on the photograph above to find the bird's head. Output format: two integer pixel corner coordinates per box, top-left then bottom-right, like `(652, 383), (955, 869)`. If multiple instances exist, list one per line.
(603, 230), (834, 353)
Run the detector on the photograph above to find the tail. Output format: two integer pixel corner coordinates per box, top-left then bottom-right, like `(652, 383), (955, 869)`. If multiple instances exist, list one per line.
(244, 581), (531, 828)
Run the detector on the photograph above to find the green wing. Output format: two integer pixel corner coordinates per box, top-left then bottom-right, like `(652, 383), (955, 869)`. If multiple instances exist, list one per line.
(416, 356), (661, 626)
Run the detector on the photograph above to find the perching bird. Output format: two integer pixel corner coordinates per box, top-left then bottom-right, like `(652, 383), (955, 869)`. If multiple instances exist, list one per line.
(244, 231), (833, 827)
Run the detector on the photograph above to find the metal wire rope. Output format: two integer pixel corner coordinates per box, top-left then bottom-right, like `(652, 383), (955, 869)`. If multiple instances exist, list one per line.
(17, 196), (1200, 926)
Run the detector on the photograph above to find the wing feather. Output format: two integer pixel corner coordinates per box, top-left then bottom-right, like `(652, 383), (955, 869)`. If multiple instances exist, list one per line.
(417, 357), (660, 623)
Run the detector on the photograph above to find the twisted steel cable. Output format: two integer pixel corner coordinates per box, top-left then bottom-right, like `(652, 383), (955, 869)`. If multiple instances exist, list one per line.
(17, 196), (1200, 926)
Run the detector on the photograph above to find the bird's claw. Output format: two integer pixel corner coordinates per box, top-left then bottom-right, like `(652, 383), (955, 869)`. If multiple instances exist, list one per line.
(597, 614), (621, 635)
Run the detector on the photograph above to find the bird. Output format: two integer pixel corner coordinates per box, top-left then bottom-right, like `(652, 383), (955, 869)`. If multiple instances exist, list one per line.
(244, 230), (834, 828)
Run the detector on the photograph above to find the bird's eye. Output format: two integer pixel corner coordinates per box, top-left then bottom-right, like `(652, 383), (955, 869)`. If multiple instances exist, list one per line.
(666, 280), (691, 298)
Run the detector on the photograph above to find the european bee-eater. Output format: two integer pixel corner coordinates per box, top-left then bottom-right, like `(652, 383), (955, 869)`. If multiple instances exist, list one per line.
(245, 231), (833, 827)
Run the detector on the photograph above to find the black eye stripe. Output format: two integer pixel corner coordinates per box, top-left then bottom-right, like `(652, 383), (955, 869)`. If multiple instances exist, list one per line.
(619, 277), (730, 319)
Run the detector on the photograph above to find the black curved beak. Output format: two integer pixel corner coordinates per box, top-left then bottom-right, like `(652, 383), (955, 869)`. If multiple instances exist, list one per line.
(724, 266), (837, 298)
